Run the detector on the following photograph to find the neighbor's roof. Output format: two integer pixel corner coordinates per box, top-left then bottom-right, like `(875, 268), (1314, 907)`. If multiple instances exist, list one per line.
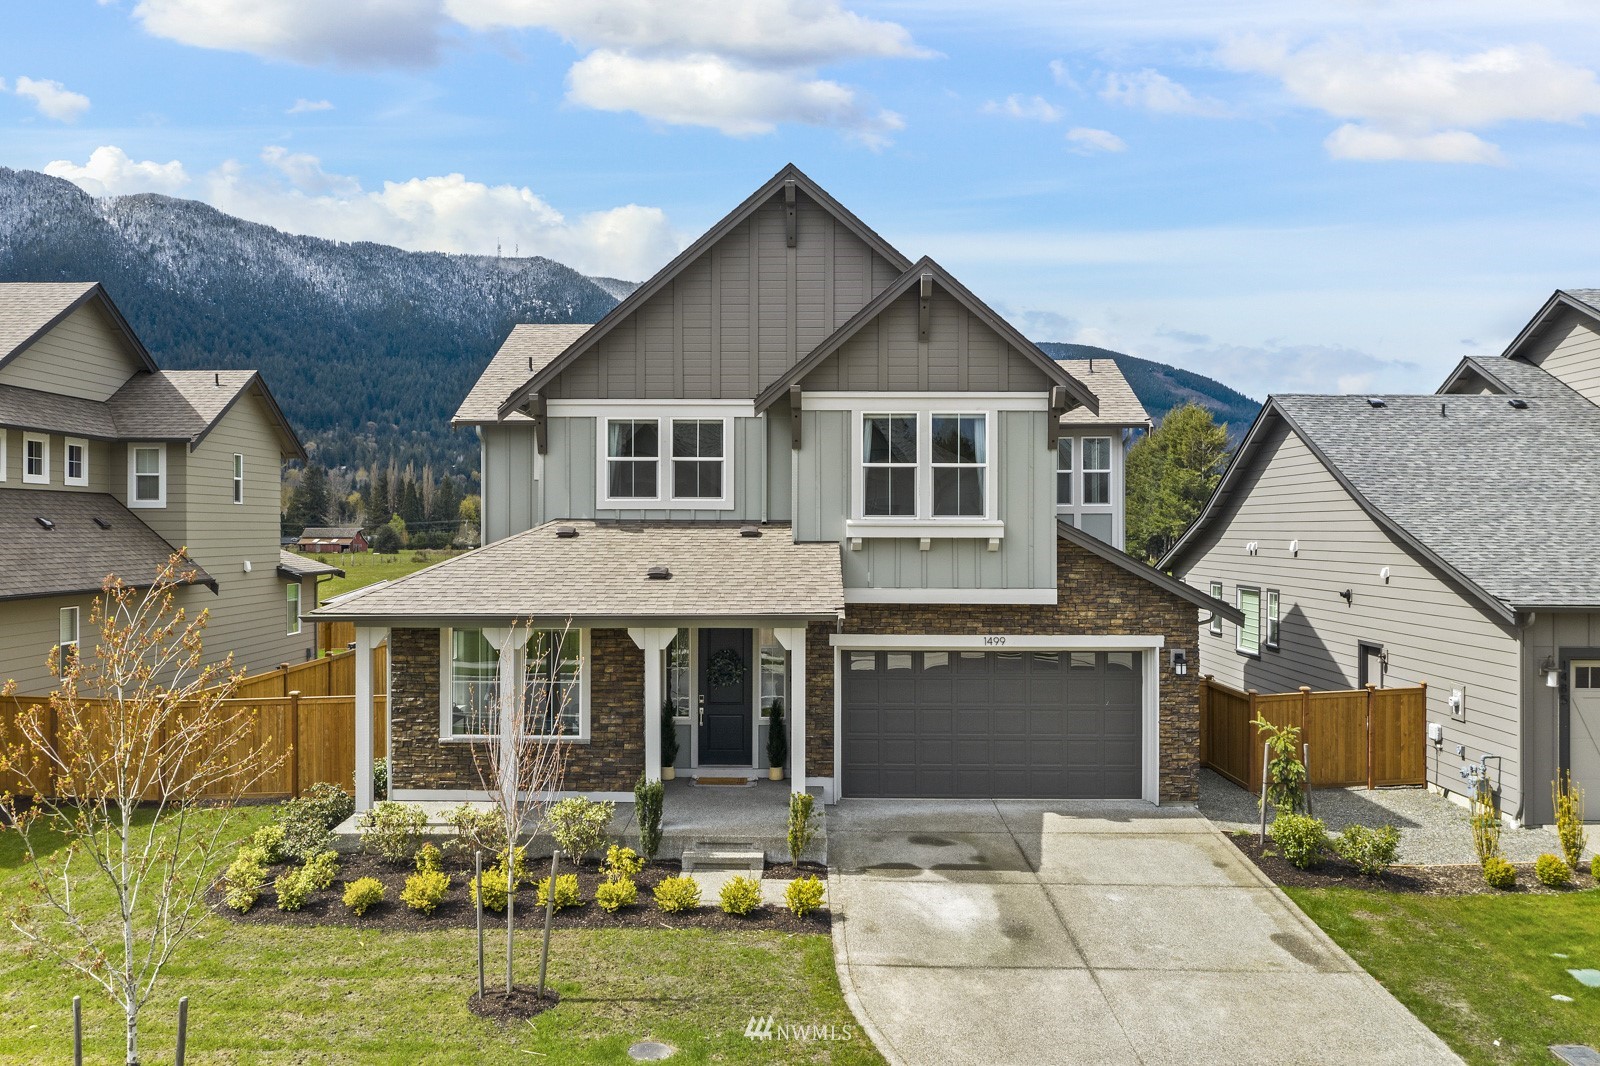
(0, 489), (215, 601)
(298, 526), (365, 540)
(453, 324), (592, 425)
(1163, 360), (1600, 617)
(310, 520), (844, 624)
(1055, 360), (1150, 428)
(277, 550), (345, 580)
(0, 282), (157, 373)
(106, 370), (304, 459)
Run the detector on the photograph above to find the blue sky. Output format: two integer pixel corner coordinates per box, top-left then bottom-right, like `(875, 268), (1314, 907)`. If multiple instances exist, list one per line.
(6, 1), (1600, 400)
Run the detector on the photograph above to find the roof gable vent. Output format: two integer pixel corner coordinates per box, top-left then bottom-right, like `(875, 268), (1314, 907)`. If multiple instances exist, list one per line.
(1365, 397), (1386, 408)
(646, 565), (672, 580)
(1508, 398), (1529, 409)
(35, 517), (54, 530)
(739, 524), (761, 538)
(93, 516), (112, 530)
(555, 525), (579, 539)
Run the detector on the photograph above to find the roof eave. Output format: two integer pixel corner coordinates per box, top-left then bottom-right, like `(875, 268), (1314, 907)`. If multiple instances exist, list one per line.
(187, 372), (307, 462)
(1501, 290), (1600, 362)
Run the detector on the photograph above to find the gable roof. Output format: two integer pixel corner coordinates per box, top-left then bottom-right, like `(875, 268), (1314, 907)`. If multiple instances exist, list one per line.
(497, 164), (912, 419)
(454, 324), (592, 425)
(1058, 519), (1242, 623)
(0, 282), (157, 374)
(753, 256), (1099, 414)
(298, 526), (365, 540)
(1055, 359), (1150, 428)
(106, 370), (307, 460)
(1501, 288), (1600, 362)
(277, 550), (345, 580)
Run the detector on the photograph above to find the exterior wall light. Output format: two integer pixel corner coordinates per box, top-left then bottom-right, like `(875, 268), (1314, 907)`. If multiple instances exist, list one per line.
(1541, 656), (1559, 688)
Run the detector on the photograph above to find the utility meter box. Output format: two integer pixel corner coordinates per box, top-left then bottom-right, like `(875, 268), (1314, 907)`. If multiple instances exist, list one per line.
(1426, 722), (1443, 744)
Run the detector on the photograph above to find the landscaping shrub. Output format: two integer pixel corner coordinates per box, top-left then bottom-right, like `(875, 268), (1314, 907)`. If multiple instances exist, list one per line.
(302, 850), (340, 891)
(1534, 853), (1572, 888)
(595, 878), (637, 914)
(274, 867), (314, 912)
(545, 797), (614, 864)
(602, 845), (644, 883)
(787, 792), (818, 864)
(1470, 781), (1503, 865)
(278, 815), (333, 863)
(357, 802), (428, 865)
(535, 873), (582, 911)
(720, 875), (763, 916)
(414, 841), (443, 873)
(298, 782), (357, 830)
(659, 701), (679, 770)
(1252, 715), (1307, 815)
(277, 783), (354, 860)
(469, 869), (508, 913)
(634, 775), (664, 861)
(444, 803), (506, 860)
(1268, 813), (1328, 870)
(373, 757), (389, 801)
(652, 875), (701, 913)
(1332, 824), (1400, 876)
(766, 699), (787, 773)
(1552, 773), (1588, 873)
(222, 847), (269, 913)
(785, 876), (826, 918)
(495, 846), (531, 887)
(343, 877), (385, 916)
(401, 869), (451, 914)
(1482, 855), (1517, 890)
(1593, 854), (1599, 880)
(251, 823), (287, 864)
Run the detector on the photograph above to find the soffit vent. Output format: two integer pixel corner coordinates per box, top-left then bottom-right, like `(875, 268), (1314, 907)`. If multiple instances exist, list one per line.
(35, 517), (54, 530)
(647, 565), (672, 580)
(555, 525), (579, 539)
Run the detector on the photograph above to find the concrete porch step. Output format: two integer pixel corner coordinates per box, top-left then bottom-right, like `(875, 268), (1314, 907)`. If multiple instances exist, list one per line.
(681, 844), (765, 875)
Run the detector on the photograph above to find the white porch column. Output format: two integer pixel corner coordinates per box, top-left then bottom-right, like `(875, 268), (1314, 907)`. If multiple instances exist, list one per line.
(776, 626), (807, 797)
(352, 626), (387, 812)
(629, 628), (676, 783)
(482, 625), (525, 810)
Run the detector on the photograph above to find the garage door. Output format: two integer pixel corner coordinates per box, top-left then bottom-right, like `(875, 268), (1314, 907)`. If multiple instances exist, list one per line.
(841, 649), (1143, 799)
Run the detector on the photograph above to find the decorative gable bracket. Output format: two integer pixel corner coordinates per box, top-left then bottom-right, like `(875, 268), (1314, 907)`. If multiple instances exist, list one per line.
(918, 273), (932, 342)
(532, 392), (548, 454)
(790, 384), (803, 449)
(784, 180), (797, 248)
(1047, 386), (1070, 449)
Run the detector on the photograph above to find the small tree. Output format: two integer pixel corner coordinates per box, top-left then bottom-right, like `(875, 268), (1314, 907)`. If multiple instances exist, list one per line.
(0, 554), (282, 1065)
(1552, 772), (1587, 872)
(1125, 402), (1231, 563)
(660, 697), (680, 770)
(1252, 715), (1307, 816)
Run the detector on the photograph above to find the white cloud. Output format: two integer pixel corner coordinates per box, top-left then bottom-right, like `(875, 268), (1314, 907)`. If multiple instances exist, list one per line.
(260, 145), (362, 195)
(1177, 340), (1418, 396)
(287, 97), (334, 113)
(130, 0), (449, 68)
(1065, 127), (1127, 153)
(43, 145), (190, 196)
(9, 76), (92, 122)
(1100, 69), (1228, 117)
(1324, 124), (1505, 165)
(566, 50), (903, 143)
(1048, 59), (1079, 91)
(982, 94), (1062, 122)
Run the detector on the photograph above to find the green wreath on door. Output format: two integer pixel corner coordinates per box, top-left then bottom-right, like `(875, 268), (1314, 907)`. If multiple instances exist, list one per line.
(706, 647), (747, 689)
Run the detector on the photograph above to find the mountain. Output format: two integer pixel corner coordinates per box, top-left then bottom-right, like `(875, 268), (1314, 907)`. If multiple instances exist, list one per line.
(1038, 343), (1260, 435)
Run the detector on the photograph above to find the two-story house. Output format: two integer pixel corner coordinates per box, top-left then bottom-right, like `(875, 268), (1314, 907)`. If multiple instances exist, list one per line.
(1162, 288), (1600, 827)
(0, 282), (339, 694)
(313, 166), (1237, 812)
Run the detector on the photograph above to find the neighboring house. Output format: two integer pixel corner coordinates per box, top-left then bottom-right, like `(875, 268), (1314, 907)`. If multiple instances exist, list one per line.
(277, 549), (347, 651)
(296, 526), (369, 554)
(314, 165), (1238, 812)
(1162, 288), (1600, 827)
(0, 282), (326, 694)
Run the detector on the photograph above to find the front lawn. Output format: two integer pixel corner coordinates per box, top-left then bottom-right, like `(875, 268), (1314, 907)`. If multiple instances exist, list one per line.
(0, 806), (877, 1065)
(313, 549), (465, 601)
(1288, 886), (1600, 1066)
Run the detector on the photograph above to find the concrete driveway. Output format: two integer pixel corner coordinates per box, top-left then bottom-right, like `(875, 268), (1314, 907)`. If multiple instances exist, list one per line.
(828, 800), (1461, 1066)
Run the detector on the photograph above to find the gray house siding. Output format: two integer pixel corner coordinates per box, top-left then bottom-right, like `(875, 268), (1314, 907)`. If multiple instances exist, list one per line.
(1514, 306), (1600, 407)
(1176, 420), (1530, 818)
(0, 302), (138, 401)
(1522, 610), (1600, 825)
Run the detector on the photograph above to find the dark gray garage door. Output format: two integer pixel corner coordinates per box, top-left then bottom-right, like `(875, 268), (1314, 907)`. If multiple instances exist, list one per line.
(841, 649), (1143, 799)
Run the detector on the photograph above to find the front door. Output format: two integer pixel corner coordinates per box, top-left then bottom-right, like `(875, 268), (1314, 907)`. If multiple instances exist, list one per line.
(699, 628), (753, 765)
(1571, 661), (1600, 808)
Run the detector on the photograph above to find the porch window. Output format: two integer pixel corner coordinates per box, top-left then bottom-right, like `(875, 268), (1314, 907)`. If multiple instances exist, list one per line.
(448, 628), (500, 737)
(757, 628), (787, 718)
(862, 414), (917, 517)
(524, 628), (583, 737)
(606, 419), (659, 500)
(667, 628), (692, 719)
(671, 420), (724, 500)
(931, 414), (986, 518)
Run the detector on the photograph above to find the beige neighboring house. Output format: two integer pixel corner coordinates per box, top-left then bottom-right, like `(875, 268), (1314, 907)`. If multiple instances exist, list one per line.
(0, 281), (341, 694)
(1162, 288), (1600, 827)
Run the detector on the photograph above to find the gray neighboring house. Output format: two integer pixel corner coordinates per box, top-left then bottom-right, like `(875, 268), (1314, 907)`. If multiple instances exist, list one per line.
(0, 282), (336, 694)
(1162, 288), (1600, 826)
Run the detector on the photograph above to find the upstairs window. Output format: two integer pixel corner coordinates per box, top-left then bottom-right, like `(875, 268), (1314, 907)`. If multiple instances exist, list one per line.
(671, 420), (724, 500)
(286, 583), (302, 636)
(58, 606), (79, 667)
(1208, 581), (1224, 636)
(606, 419), (659, 500)
(1236, 586), (1261, 656)
(1082, 437), (1112, 505)
(1056, 439), (1073, 505)
(931, 415), (986, 518)
(129, 444), (165, 508)
(23, 433), (48, 484)
(232, 453), (244, 504)
(862, 414), (918, 517)
(65, 438), (88, 486)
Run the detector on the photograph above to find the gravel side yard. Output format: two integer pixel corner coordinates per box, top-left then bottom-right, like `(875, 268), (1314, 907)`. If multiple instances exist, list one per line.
(1197, 769), (1594, 865)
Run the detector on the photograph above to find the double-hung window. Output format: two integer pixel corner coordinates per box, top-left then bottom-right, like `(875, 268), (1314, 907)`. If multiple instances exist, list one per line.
(58, 606), (79, 667)
(931, 415), (986, 517)
(1265, 589), (1281, 649)
(1082, 437), (1112, 505)
(1236, 586), (1261, 655)
(602, 416), (731, 507)
(128, 444), (165, 507)
(1056, 439), (1073, 506)
(671, 420), (724, 500)
(22, 433), (48, 484)
(525, 629), (583, 737)
(862, 414), (918, 517)
(1208, 581), (1224, 636)
(447, 629), (499, 737)
(606, 419), (659, 500)
(444, 628), (586, 740)
(232, 454), (244, 504)
(65, 438), (88, 486)
(286, 583), (302, 636)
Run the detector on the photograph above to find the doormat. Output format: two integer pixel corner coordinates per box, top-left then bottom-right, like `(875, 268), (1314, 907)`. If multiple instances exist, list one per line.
(693, 777), (756, 787)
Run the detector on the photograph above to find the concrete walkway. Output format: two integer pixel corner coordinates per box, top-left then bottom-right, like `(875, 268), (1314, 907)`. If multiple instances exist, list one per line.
(828, 800), (1462, 1066)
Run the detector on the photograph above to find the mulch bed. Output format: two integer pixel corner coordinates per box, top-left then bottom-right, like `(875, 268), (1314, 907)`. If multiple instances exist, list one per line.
(215, 851), (831, 932)
(1226, 832), (1599, 896)
(468, 986), (560, 1023)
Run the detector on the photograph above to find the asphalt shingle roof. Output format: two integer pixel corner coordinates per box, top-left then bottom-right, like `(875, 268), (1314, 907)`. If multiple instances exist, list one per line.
(453, 324), (592, 424)
(0, 282), (96, 362)
(0, 489), (214, 601)
(298, 526), (363, 540)
(0, 384), (120, 438)
(310, 520), (844, 622)
(277, 550), (344, 579)
(1562, 288), (1600, 315)
(1055, 359), (1151, 427)
(1273, 359), (1600, 609)
(105, 370), (259, 441)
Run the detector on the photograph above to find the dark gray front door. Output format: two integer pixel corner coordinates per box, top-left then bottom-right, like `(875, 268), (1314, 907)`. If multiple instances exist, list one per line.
(842, 649), (1143, 798)
(699, 628), (752, 765)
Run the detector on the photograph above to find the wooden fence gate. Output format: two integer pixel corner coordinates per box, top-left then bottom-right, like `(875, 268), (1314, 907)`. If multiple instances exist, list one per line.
(1199, 675), (1427, 792)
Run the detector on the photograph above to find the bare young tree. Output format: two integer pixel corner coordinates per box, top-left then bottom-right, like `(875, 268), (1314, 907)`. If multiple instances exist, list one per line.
(471, 622), (573, 1000)
(0, 553), (281, 1066)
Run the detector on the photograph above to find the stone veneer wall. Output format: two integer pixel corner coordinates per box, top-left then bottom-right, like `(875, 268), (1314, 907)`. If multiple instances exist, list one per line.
(388, 626), (645, 796)
(810, 536), (1203, 803)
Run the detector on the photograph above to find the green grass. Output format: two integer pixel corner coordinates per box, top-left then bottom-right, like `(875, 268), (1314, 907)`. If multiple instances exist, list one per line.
(312, 550), (465, 601)
(1287, 886), (1600, 1065)
(0, 806), (879, 1065)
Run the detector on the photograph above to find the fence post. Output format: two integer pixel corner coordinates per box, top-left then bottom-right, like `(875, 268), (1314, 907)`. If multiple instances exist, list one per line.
(1247, 689), (1259, 793)
(1365, 684), (1377, 790)
(1199, 676), (1211, 767)
(278, 662), (291, 698)
(288, 691), (302, 799)
(1259, 741), (1271, 843)
(1299, 685), (1312, 788)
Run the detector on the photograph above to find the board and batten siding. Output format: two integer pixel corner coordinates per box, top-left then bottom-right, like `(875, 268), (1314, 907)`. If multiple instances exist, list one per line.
(1515, 306), (1600, 407)
(1522, 610), (1600, 825)
(545, 195), (899, 401)
(0, 302), (139, 401)
(1176, 419), (1530, 818)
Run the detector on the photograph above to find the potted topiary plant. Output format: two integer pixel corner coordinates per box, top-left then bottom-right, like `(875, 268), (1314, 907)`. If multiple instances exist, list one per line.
(660, 697), (679, 781)
(766, 698), (786, 781)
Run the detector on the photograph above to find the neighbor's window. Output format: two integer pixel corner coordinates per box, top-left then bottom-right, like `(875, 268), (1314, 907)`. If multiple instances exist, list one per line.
(1208, 581), (1224, 636)
(667, 628), (692, 719)
(757, 628), (787, 718)
(286, 583), (302, 636)
(1056, 438), (1073, 506)
(1082, 437), (1112, 505)
(65, 438), (88, 486)
(23, 433), (48, 484)
(862, 414), (917, 517)
(1237, 586), (1261, 655)
(232, 453), (244, 504)
(524, 629), (582, 737)
(671, 419), (724, 500)
(58, 606), (79, 666)
(449, 628), (499, 737)
(606, 419), (659, 500)
(129, 444), (165, 507)
(931, 414), (986, 518)
(1265, 589), (1281, 649)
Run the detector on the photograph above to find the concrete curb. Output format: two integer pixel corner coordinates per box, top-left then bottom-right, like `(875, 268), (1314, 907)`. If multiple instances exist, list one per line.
(827, 871), (908, 1066)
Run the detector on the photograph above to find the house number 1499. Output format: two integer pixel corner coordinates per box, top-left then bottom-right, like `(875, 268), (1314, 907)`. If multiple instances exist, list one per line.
(982, 636), (1008, 646)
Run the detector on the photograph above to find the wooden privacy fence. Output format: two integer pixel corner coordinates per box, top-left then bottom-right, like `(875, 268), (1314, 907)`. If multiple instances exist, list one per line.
(1200, 675), (1427, 792)
(319, 621), (356, 656)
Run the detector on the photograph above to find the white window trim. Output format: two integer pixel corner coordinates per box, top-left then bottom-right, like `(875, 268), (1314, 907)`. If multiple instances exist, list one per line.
(0, 431), (7, 482)
(437, 627), (592, 743)
(127, 443), (166, 508)
(1056, 431), (1126, 549)
(1208, 581), (1224, 636)
(64, 437), (88, 487)
(22, 432), (49, 484)
(1265, 588), (1281, 650)
(232, 453), (244, 504)
(595, 415), (736, 511)
(1236, 585), (1262, 657)
(59, 606), (80, 659)
(850, 409), (1000, 529)
(286, 583), (302, 636)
